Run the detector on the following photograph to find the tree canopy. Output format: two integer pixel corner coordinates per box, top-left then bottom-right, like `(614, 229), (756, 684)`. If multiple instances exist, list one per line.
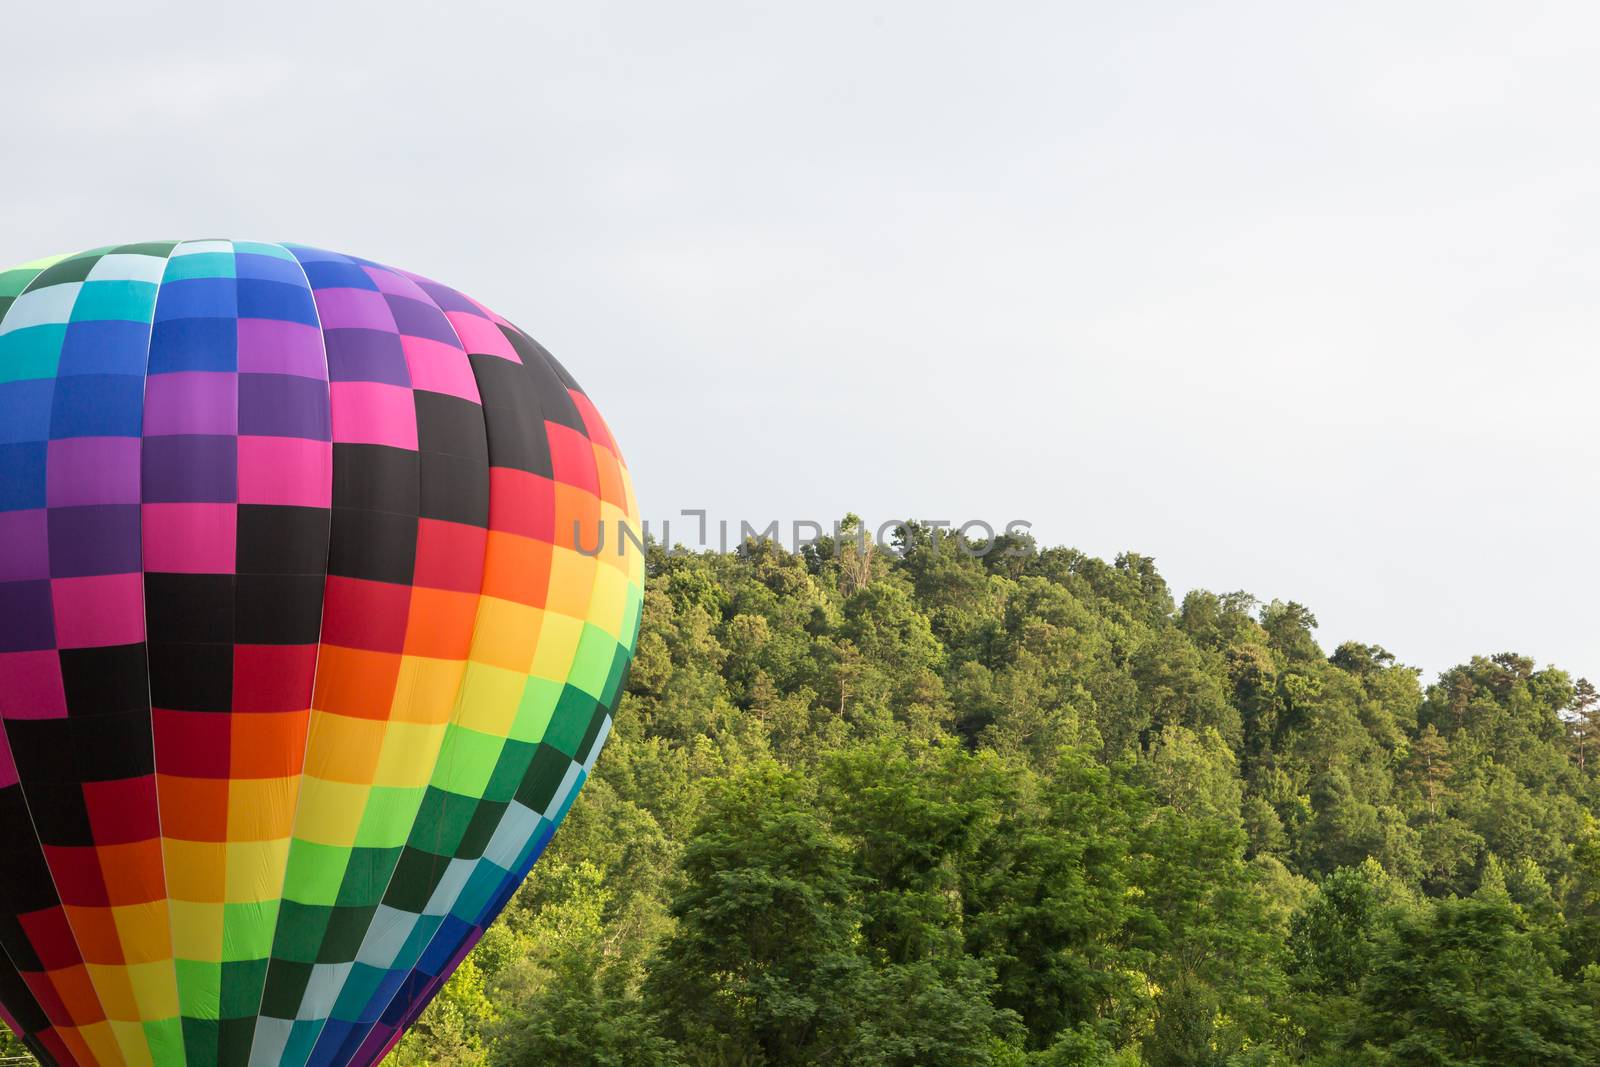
(7, 525), (1591, 1065)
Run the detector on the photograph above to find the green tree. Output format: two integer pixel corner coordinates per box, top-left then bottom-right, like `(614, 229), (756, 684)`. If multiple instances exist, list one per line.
(494, 953), (681, 1067)
(1347, 895), (1600, 1065)
(1133, 736), (1288, 1064)
(646, 763), (865, 1065)
(387, 956), (497, 1067)
(1286, 861), (1410, 1058)
(963, 749), (1147, 1048)
(0, 1023), (34, 1064)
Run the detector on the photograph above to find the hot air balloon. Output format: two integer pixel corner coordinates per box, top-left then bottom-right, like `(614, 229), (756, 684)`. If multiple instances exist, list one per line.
(0, 241), (643, 1067)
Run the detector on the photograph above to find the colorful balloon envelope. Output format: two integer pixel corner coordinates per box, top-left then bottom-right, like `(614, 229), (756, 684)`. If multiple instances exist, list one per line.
(0, 242), (642, 1067)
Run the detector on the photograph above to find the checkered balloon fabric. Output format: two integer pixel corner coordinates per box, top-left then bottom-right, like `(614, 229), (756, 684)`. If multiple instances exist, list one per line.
(0, 242), (643, 1067)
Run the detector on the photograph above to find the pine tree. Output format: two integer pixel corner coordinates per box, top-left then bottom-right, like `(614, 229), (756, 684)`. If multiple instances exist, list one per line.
(1568, 678), (1600, 773)
(1408, 723), (1453, 816)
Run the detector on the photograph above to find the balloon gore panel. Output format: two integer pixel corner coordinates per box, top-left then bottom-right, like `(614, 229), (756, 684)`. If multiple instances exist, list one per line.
(0, 242), (642, 1067)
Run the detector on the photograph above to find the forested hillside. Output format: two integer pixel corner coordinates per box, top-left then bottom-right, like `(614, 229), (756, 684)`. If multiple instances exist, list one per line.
(8, 522), (1598, 1066)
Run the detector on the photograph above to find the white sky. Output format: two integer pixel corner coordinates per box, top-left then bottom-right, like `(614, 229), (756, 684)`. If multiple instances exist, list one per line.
(5, 1), (1596, 685)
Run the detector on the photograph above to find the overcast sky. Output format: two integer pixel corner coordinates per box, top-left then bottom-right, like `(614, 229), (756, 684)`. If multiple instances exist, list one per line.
(6, 1), (1596, 685)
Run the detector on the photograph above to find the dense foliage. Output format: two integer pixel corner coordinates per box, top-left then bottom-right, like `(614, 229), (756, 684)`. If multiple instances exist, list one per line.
(6, 521), (1598, 1065)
